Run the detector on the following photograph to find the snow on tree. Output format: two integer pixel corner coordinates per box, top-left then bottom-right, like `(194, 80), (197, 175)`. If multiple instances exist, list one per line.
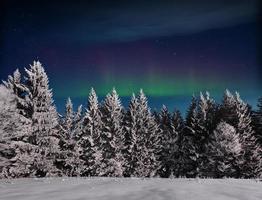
(219, 90), (261, 178)
(75, 88), (102, 176)
(71, 104), (83, 138)
(55, 98), (82, 176)
(197, 92), (217, 177)
(0, 85), (29, 141)
(158, 106), (182, 178)
(206, 122), (242, 178)
(23, 61), (62, 177)
(171, 110), (185, 177)
(63, 97), (74, 138)
(234, 93), (261, 178)
(24, 61), (59, 140)
(179, 96), (199, 177)
(1, 62), (262, 178)
(122, 94), (139, 177)
(99, 88), (125, 177)
(0, 85), (38, 178)
(124, 90), (160, 177)
(2, 69), (29, 118)
(252, 97), (262, 147)
(220, 89), (238, 126)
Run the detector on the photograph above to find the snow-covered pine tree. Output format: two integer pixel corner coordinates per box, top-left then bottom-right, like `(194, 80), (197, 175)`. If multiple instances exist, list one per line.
(158, 106), (179, 178)
(171, 110), (184, 177)
(75, 88), (102, 176)
(124, 90), (160, 177)
(234, 93), (261, 178)
(56, 98), (81, 176)
(197, 92), (218, 177)
(179, 96), (199, 177)
(24, 61), (59, 142)
(0, 85), (37, 178)
(220, 89), (238, 126)
(67, 103), (84, 176)
(99, 88), (125, 177)
(2, 69), (29, 118)
(122, 94), (139, 177)
(219, 90), (261, 177)
(72, 104), (83, 138)
(206, 122), (242, 178)
(23, 61), (62, 177)
(64, 97), (74, 138)
(0, 85), (30, 141)
(252, 97), (262, 147)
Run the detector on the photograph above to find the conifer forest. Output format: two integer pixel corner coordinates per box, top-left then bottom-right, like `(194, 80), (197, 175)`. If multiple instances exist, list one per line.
(0, 61), (261, 179)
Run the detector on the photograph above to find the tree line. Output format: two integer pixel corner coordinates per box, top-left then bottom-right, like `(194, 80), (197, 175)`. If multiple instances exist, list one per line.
(0, 61), (261, 179)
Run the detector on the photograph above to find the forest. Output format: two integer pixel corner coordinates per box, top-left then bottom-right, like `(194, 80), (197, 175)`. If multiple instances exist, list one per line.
(0, 61), (261, 179)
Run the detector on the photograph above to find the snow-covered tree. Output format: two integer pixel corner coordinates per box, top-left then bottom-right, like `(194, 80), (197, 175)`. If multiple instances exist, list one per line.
(158, 106), (181, 178)
(75, 88), (103, 176)
(197, 92), (217, 176)
(0, 85), (38, 178)
(0, 85), (30, 141)
(56, 98), (82, 176)
(178, 96), (199, 177)
(124, 90), (160, 177)
(219, 90), (261, 177)
(64, 97), (74, 138)
(122, 94), (139, 177)
(234, 93), (261, 178)
(220, 89), (238, 127)
(2, 69), (29, 118)
(206, 122), (242, 178)
(72, 104), (83, 138)
(252, 97), (262, 147)
(171, 110), (185, 177)
(24, 61), (59, 142)
(23, 61), (62, 177)
(99, 88), (125, 177)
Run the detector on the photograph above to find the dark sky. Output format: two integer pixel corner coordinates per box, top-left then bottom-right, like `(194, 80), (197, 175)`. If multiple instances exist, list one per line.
(0, 0), (261, 114)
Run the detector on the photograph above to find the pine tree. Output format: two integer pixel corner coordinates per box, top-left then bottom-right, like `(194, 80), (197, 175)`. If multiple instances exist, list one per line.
(219, 90), (261, 177)
(234, 93), (261, 178)
(2, 69), (29, 118)
(171, 110), (184, 177)
(158, 106), (179, 178)
(124, 90), (160, 177)
(122, 94), (139, 177)
(64, 97), (74, 138)
(220, 89), (238, 126)
(23, 61), (62, 177)
(0, 85), (30, 141)
(197, 92), (217, 177)
(206, 122), (242, 178)
(75, 88), (102, 176)
(0, 85), (37, 178)
(72, 105), (83, 138)
(99, 88), (125, 177)
(56, 98), (81, 176)
(179, 96), (199, 177)
(252, 97), (262, 147)
(24, 61), (59, 141)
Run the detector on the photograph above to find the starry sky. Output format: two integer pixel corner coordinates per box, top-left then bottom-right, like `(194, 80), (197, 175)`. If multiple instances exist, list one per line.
(0, 0), (261, 114)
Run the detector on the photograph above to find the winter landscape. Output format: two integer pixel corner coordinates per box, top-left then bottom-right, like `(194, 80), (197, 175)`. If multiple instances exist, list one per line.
(0, 61), (261, 199)
(1, 0), (262, 199)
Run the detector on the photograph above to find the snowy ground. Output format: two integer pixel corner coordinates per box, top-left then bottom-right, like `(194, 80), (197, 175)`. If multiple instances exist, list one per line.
(0, 178), (261, 200)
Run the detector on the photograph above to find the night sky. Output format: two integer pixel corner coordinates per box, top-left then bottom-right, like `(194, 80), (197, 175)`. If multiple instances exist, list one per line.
(0, 0), (261, 114)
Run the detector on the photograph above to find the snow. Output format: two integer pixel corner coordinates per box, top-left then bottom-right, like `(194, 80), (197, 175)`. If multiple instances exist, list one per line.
(0, 178), (261, 200)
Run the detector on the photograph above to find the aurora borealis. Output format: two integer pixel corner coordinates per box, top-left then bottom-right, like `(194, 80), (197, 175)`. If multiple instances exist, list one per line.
(0, 0), (261, 113)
